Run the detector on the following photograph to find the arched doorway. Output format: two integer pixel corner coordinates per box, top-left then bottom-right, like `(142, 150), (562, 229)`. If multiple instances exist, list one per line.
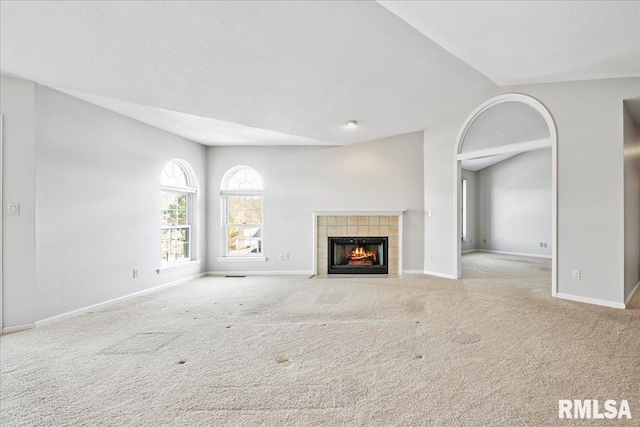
(453, 93), (558, 296)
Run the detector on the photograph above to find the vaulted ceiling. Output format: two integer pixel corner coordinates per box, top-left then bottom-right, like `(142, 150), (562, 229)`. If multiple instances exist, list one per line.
(1, 1), (638, 146)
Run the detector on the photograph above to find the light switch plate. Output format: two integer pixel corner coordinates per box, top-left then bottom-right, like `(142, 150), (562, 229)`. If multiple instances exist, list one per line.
(8, 203), (19, 215)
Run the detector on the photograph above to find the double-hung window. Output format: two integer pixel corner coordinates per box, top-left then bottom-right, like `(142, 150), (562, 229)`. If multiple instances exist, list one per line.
(160, 160), (196, 264)
(220, 166), (264, 258)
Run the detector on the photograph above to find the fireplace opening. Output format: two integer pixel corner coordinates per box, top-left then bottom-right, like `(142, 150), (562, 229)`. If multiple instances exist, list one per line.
(328, 237), (388, 274)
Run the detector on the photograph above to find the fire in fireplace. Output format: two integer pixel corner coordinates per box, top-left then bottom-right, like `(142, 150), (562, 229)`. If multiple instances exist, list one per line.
(328, 237), (388, 274)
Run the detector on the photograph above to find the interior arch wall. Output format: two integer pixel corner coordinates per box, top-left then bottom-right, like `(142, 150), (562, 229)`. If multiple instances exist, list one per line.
(453, 93), (557, 295)
(424, 77), (639, 307)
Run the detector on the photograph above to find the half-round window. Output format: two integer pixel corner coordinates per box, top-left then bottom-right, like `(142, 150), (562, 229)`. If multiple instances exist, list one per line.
(221, 165), (264, 191)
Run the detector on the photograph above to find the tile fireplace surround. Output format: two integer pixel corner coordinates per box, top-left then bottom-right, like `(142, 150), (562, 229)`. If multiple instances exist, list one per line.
(313, 210), (405, 276)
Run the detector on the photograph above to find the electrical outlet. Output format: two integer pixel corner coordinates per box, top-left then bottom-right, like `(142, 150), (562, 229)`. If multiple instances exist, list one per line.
(7, 203), (20, 215)
(540, 242), (543, 247)
(483, 238), (486, 244)
(278, 253), (284, 261)
(427, 252), (432, 260)
(133, 268), (140, 279)
(544, 243), (547, 248)
(427, 210), (432, 217)
(285, 253), (290, 261)
(572, 270), (581, 280)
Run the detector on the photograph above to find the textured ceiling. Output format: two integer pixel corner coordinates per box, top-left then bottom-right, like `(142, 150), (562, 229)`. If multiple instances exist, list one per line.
(378, 1), (640, 85)
(1, 1), (637, 146)
(57, 89), (332, 146)
(0, 1), (493, 145)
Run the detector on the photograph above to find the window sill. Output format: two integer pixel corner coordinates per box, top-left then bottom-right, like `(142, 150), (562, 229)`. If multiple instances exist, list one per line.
(157, 259), (201, 274)
(216, 256), (267, 263)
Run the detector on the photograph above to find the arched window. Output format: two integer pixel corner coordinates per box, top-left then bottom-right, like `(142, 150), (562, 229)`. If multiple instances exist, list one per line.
(160, 160), (196, 264)
(220, 166), (264, 257)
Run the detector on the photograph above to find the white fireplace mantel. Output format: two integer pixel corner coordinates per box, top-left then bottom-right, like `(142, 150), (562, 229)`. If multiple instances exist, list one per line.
(312, 209), (406, 216)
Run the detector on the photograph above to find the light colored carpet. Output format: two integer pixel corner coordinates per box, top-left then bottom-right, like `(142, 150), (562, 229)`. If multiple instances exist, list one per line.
(1, 253), (639, 426)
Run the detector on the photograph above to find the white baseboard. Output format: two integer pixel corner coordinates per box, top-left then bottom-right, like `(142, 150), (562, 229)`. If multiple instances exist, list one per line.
(476, 249), (552, 259)
(461, 249), (477, 254)
(206, 270), (314, 276)
(423, 270), (456, 279)
(35, 273), (205, 327)
(556, 293), (625, 309)
(625, 280), (640, 307)
(2, 323), (35, 335)
(402, 270), (424, 274)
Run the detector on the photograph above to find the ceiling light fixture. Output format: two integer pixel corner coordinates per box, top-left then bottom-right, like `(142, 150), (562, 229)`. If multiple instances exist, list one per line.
(346, 120), (358, 127)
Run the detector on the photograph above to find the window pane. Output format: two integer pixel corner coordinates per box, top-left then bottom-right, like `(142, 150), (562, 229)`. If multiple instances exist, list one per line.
(161, 161), (189, 187)
(161, 161), (194, 264)
(228, 225), (261, 255)
(222, 166), (264, 190)
(161, 226), (190, 262)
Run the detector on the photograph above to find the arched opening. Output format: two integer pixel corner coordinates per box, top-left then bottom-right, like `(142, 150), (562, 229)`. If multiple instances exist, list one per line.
(453, 94), (558, 296)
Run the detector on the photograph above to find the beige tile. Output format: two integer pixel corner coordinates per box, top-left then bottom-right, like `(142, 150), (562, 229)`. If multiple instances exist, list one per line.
(347, 225), (358, 236)
(348, 216), (359, 226)
(327, 216), (337, 226)
(390, 236), (399, 248)
(389, 258), (398, 270)
(337, 216), (347, 226)
(318, 226), (327, 237)
(357, 226), (368, 236)
(317, 260), (327, 275)
(336, 225), (347, 236)
(389, 266), (398, 275)
(318, 216), (327, 226)
(327, 225), (337, 236)
(368, 216), (380, 226)
(357, 216), (368, 226)
(389, 226), (399, 236)
(379, 225), (389, 236)
(389, 216), (399, 226)
(318, 237), (328, 249)
(389, 248), (398, 260)
(368, 225), (380, 236)
(317, 247), (327, 260)
(379, 216), (389, 225)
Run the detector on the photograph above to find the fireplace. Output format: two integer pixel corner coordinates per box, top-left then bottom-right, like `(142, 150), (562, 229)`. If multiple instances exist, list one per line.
(328, 237), (388, 274)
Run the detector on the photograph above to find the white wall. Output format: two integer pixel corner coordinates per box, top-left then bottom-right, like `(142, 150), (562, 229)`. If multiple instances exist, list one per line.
(34, 86), (207, 322)
(424, 77), (639, 305)
(207, 132), (425, 273)
(460, 168), (477, 251)
(476, 150), (551, 257)
(623, 103), (640, 303)
(0, 76), (36, 330)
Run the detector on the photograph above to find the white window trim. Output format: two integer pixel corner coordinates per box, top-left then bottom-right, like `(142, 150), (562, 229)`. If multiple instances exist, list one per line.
(219, 166), (264, 260)
(220, 192), (265, 259)
(160, 160), (198, 267)
(461, 178), (467, 242)
(157, 259), (201, 274)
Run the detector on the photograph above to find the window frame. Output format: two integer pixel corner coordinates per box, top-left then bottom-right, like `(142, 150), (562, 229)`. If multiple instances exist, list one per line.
(461, 178), (467, 242)
(219, 166), (265, 260)
(160, 161), (197, 266)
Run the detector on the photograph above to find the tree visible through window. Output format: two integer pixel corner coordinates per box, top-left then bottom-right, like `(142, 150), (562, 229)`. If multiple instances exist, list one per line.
(161, 160), (196, 264)
(221, 166), (264, 256)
